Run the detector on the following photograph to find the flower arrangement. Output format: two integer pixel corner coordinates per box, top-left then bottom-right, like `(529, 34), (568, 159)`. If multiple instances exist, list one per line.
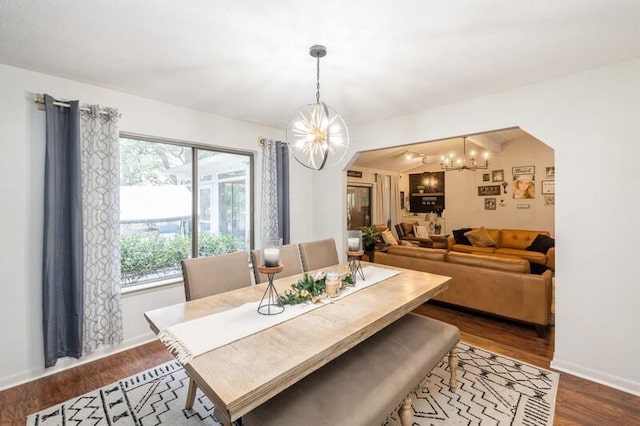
(278, 271), (354, 305)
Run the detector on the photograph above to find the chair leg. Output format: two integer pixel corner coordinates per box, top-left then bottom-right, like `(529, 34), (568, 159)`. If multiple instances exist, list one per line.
(398, 395), (413, 426)
(449, 344), (459, 392)
(186, 377), (197, 409)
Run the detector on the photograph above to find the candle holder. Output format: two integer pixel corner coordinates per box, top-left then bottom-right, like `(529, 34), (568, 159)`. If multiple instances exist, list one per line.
(347, 230), (363, 252)
(257, 264), (285, 315)
(346, 250), (365, 283)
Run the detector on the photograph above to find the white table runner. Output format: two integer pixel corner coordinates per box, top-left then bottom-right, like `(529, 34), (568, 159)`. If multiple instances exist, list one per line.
(159, 265), (400, 364)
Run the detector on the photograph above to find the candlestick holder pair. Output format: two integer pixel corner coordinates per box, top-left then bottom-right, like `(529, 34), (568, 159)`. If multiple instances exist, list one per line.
(257, 264), (285, 315)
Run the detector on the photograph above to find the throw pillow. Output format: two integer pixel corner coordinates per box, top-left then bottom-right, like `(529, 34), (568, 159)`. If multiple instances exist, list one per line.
(530, 262), (551, 275)
(401, 221), (418, 237)
(464, 227), (497, 247)
(526, 234), (555, 253)
(452, 228), (473, 245)
(381, 229), (399, 245)
(413, 225), (430, 239)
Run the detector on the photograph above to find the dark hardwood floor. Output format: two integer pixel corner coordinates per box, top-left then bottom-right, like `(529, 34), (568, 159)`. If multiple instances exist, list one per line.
(2, 302), (639, 425)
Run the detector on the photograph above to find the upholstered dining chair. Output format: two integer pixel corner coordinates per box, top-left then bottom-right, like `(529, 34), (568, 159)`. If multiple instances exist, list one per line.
(180, 251), (252, 409)
(298, 238), (340, 272)
(251, 243), (304, 284)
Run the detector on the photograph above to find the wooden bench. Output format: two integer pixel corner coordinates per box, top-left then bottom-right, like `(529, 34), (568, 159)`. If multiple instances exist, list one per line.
(242, 313), (460, 426)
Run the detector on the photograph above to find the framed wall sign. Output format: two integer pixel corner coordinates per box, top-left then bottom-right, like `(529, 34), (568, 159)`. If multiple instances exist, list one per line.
(347, 170), (363, 178)
(477, 185), (501, 196)
(484, 198), (496, 210)
(491, 169), (504, 182)
(542, 180), (555, 194)
(512, 165), (535, 175)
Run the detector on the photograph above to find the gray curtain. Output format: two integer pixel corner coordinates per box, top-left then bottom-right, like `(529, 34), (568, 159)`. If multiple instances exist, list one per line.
(261, 140), (290, 244)
(43, 94), (84, 367)
(276, 142), (290, 244)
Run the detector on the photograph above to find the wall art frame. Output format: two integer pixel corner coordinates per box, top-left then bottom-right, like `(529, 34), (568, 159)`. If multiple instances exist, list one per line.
(512, 165), (535, 175)
(484, 198), (496, 210)
(477, 185), (501, 196)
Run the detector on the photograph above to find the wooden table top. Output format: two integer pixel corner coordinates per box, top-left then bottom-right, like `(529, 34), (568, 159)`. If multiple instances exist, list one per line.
(144, 262), (450, 425)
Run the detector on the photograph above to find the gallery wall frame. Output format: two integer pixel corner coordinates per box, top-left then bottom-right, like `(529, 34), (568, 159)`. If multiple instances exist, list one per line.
(512, 165), (535, 175)
(477, 185), (501, 196)
(491, 169), (504, 182)
(485, 198), (496, 210)
(541, 180), (555, 194)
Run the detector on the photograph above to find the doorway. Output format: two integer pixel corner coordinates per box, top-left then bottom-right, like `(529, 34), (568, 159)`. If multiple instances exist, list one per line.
(347, 185), (372, 230)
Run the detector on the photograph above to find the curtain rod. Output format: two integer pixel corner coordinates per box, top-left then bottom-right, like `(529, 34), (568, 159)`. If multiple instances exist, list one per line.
(34, 93), (121, 117)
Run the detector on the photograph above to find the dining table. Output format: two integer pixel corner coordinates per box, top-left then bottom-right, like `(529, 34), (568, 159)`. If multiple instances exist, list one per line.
(144, 261), (451, 426)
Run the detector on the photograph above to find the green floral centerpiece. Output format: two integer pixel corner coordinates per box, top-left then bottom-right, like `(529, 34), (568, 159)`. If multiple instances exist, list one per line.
(278, 271), (354, 305)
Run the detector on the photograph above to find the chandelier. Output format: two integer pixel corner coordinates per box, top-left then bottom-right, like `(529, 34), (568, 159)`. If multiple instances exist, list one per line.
(286, 45), (349, 170)
(440, 137), (489, 171)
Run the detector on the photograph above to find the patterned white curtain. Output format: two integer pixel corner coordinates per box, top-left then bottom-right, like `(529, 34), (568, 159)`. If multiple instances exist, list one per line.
(261, 139), (279, 240)
(80, 105), (123, 354)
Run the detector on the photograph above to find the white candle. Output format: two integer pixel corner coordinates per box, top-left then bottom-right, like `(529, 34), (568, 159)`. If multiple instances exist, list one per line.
(348, 237), (360, 251)
(263, 247), (280, 267)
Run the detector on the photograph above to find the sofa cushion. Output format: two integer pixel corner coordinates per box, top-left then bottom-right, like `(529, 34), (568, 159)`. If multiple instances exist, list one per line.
(413, 225), (430, 239)
(401, 221), (419, 237)
(446, 252), (531, 274)
(526, 234), (555, 254)
(501, 229), (549, 250)
(494, 248), (546, 265)
(381, 229), (398, 245)
(464, 227), (496, 247)
(452, 228), (472, 245)
(386, 246), (448, 261)
(451, 244), (496, 255)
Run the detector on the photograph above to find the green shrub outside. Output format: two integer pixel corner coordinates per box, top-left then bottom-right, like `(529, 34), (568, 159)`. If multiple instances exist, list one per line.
(120, 233), (242, 284)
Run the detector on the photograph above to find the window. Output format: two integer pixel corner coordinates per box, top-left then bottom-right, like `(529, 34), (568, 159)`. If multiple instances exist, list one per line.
(119, 134), (253, 287)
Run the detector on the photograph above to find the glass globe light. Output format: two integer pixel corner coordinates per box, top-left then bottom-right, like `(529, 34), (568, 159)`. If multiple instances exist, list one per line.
(286, 101), (349, 170)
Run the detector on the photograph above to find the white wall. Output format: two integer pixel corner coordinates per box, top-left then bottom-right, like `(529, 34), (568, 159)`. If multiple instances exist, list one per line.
(0, 63), (314, 389)
(317, 58), (640, 396)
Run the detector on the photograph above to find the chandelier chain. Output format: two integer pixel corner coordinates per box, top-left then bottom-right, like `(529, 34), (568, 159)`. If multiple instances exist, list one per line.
(316, 56), (321, 103)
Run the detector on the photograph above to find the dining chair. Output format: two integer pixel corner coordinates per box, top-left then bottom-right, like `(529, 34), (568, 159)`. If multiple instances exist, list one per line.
(180, 250), (252, 409)
(298, 238), (340, 272)
(251, 243), (304, 284)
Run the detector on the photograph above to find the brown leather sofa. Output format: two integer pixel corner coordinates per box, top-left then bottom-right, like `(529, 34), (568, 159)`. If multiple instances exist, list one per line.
(448, 228), (555, 271)
(375, 245), (553, 337)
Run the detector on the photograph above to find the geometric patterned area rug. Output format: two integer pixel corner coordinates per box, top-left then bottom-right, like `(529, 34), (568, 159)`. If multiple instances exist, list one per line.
(27, 342), (558, 426)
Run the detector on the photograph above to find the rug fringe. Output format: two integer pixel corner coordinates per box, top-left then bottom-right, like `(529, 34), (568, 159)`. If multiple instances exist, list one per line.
(158, 329), (194, 364)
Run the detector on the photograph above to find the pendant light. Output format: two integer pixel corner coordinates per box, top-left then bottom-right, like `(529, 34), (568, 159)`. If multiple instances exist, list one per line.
(286, 45), (349, 170)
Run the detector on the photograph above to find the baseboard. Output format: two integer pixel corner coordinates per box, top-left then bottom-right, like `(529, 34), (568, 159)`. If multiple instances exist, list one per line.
(0, 333), (156, 392)
(551, 358), (640, 397)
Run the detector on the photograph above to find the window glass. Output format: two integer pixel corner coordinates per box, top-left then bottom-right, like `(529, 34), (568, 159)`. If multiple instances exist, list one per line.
(119, 136), (252, 287)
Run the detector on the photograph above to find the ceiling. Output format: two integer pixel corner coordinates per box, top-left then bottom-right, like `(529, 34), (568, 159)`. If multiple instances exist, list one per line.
(1, 1), (640, 130)
(351, 127), (528, 173)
